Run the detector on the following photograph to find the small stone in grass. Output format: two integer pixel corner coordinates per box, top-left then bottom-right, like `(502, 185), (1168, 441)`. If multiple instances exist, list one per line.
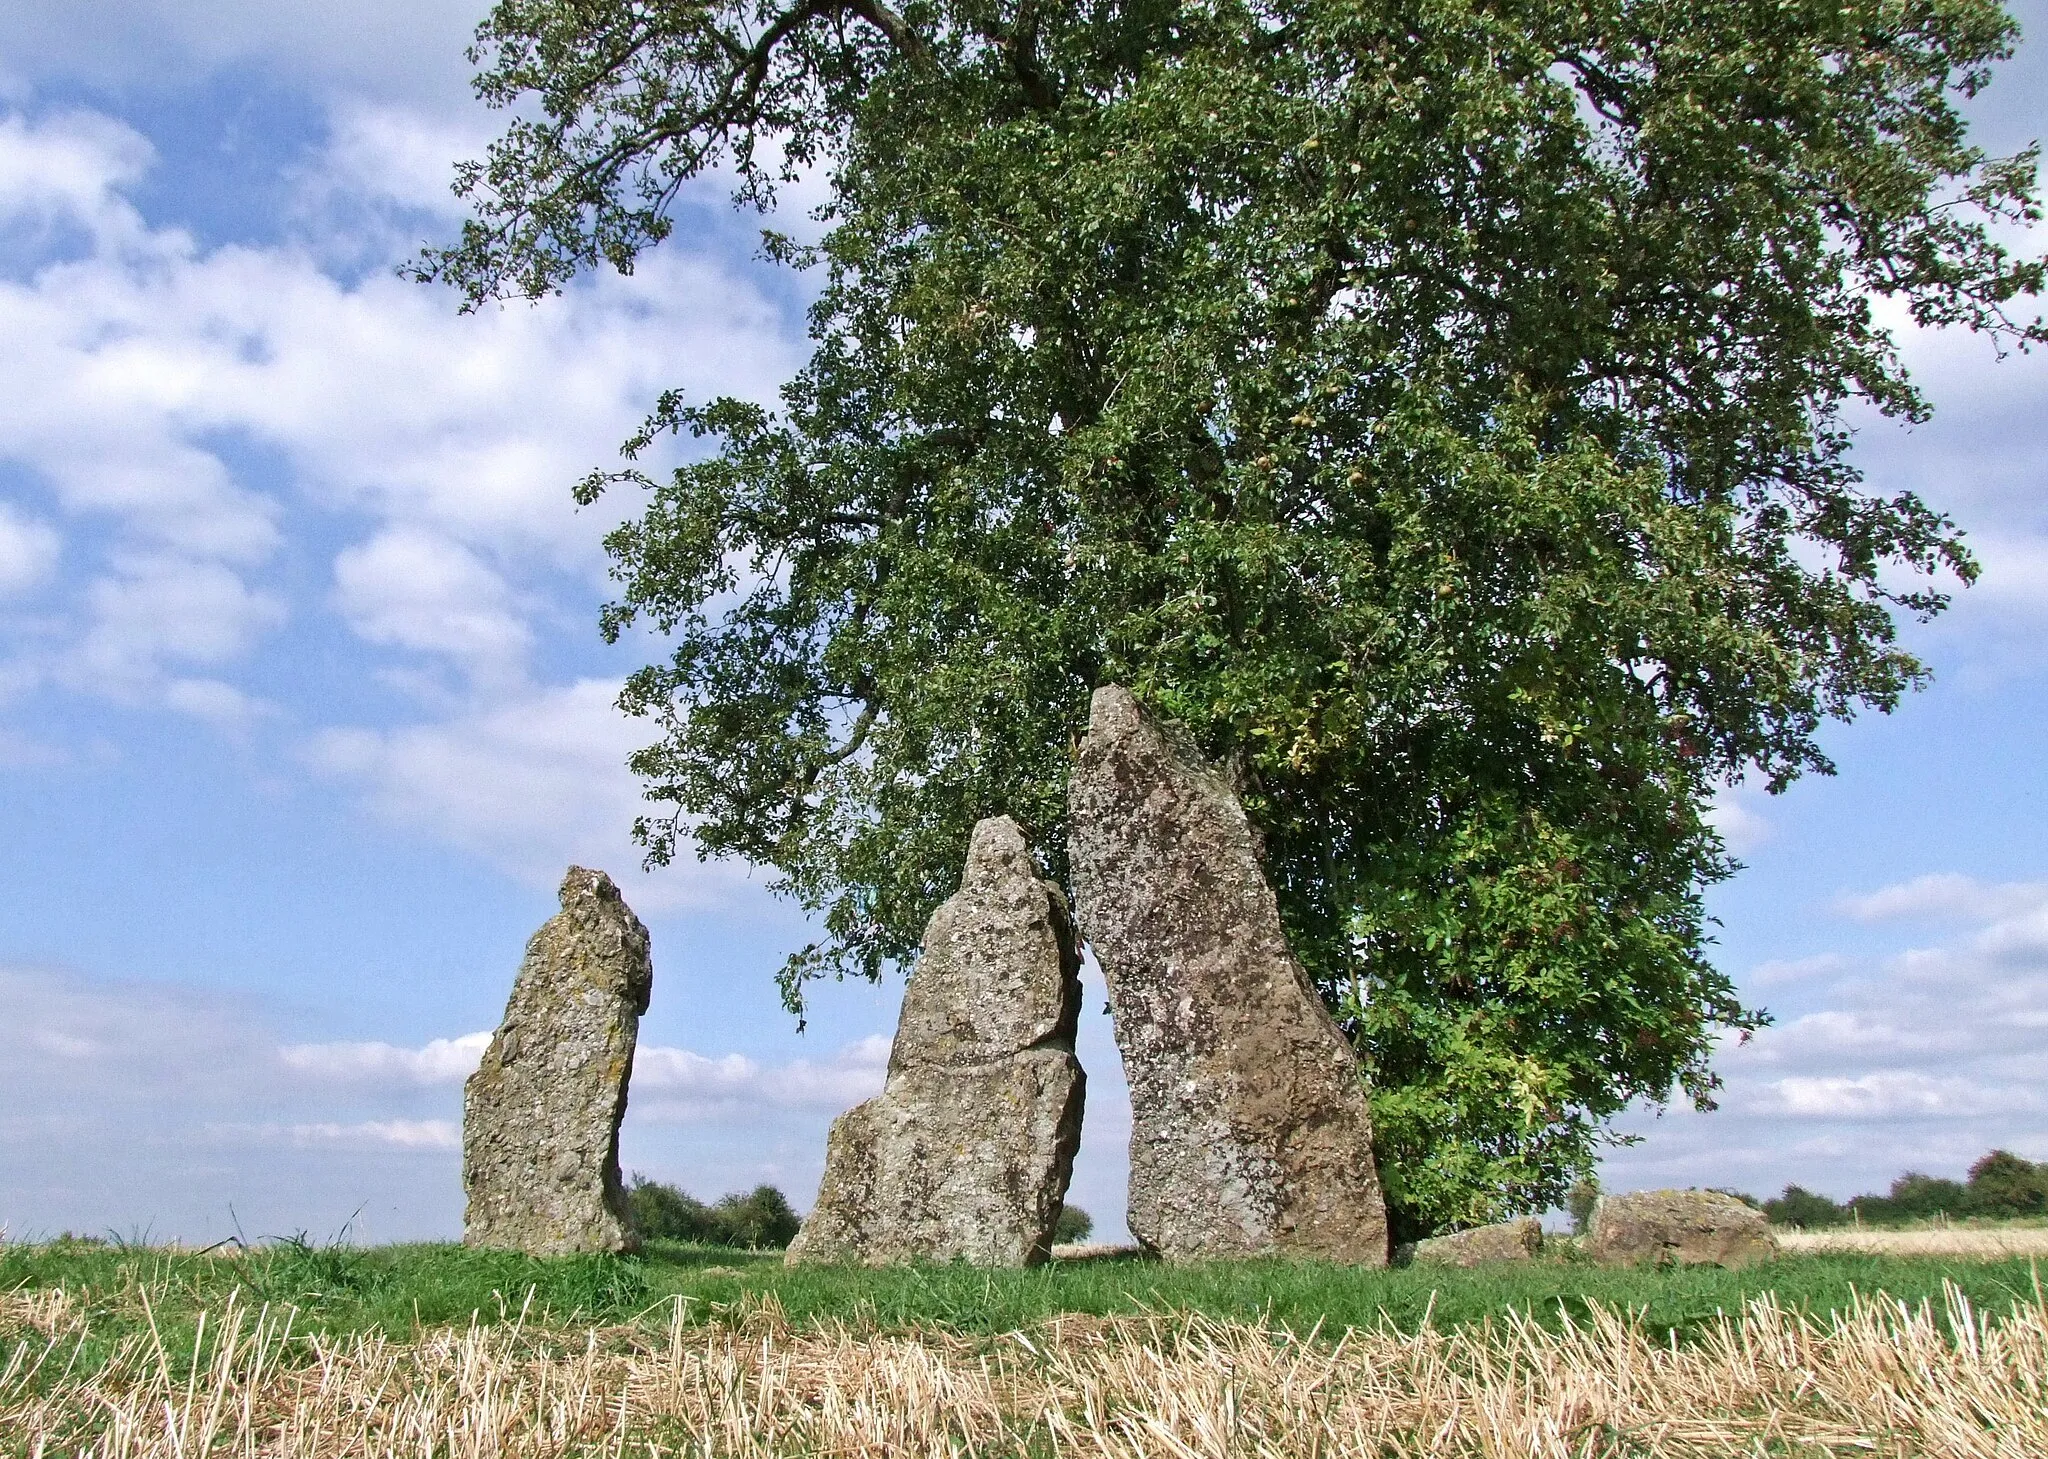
(1409, 1217), (1544, 1267)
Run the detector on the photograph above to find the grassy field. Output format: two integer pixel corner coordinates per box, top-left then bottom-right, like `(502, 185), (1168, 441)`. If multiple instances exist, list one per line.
(7, 1235), (2048, 1345)
(6, 1237), (2047, 1455)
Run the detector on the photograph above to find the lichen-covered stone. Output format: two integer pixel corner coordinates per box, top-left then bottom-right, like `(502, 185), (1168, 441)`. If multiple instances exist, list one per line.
(1410, 1217), (1543, 1267)
(788, 816), (1084, 1267)
(1587, 1189), (1778, 1268)
(1068, 685), (1388, 1265)
(463, 867), (651, 1255)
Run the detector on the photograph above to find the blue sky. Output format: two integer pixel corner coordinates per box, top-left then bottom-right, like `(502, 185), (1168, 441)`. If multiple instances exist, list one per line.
(0, 0), (2043, 1247)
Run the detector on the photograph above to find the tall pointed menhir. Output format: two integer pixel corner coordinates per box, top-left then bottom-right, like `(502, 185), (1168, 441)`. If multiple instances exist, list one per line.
(1069, 685), (1388, 1263)
(789, 815), (1085, 1266)
(463, 866), (652, 1255)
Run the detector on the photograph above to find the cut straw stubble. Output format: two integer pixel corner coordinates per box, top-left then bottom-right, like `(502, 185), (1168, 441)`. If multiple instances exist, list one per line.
(6, 1276), (2048, 1456)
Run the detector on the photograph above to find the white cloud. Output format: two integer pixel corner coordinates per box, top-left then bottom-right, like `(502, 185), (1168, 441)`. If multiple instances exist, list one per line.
(332, 528), (530, 683)
(0, 0), (488, 108)
(303, 678), (703, 895)
(0, 100), (799, 883)
(1745, 953), (1848, 987)
(0, 109), (154, 242)
(269, 1119), (461, 1152)
(1848, 301), (2048, 677)
(281, 1031), (492, 1085)
(0, 962), (899, 1239)
(304, 678), (777, 908)
(631, 1035), (891, 1120)
(278, 1026), (891, 1120)
(1705, 781), (1774, 854)
(162, 676), (275, 729)
(310, 101), (487, 221)
(1763, 1072), (2032, 1120)
(1835, 873), (2048, 925)
(72, 554), (287, 692)
(0, 503), (59, 595)
(1607, 865), (2048, 1198)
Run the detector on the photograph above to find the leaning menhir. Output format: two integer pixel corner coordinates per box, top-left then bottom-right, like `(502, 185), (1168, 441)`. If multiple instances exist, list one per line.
(463, 866), (652, 1255)
(1069, 685), (1389, 1264)
(788, 815), (1085, 1267)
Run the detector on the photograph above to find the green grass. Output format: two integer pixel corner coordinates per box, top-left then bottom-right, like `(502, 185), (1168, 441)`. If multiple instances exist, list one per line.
(6, 1235), (2043, 1372)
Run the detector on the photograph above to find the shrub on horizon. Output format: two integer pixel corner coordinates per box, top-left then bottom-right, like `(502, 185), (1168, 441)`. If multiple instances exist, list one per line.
(627, 1174), (716, 1243)
(627, 1175), (802, 1249)
(1851, 1172), (1971, 1226)
(1053, 1205), (1094, 1244)
(710, 1185), (802, 1249)
(1967, 1150), (2048, 1218)
(1764, 1185), (1848, 1229)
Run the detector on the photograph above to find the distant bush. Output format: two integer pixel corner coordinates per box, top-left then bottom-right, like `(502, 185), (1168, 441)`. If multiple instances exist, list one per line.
(1053, 1205), (1094, 1244)
(1851, 1172), (1971, 1225)
(1758, 1151), (2048, 1229)
(627, 1176), (714, 1242)
(627, 1176), (802, 1249)
(711, 1185), (802, 1249)
(1967, 1150), (2048, 1218)
(1764, 1185), (1848, 1229)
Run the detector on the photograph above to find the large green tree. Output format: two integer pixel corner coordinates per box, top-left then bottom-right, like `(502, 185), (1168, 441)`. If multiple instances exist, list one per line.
(422, 0), (2042, 1236)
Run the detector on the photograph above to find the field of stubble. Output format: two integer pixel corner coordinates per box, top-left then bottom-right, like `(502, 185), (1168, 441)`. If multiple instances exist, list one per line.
(6, 1238), (2047, 1457)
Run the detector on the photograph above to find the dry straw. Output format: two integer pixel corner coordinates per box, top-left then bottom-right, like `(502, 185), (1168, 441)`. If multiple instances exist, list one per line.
(1776, 1227), (2048, 1260)
(7, 1276), (2048, 1456)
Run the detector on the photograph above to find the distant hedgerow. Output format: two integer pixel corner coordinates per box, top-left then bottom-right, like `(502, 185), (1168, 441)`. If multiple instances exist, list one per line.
(1757, 1150), (2048, 1228)
(628, 1176), (802, 1249)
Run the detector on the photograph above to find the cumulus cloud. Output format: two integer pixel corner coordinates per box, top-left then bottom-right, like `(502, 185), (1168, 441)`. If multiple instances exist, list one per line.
(0, 109), (155, 244)
(1763, 1072), (2033, 1120)
(0, 99), (802, 887)
(271, 1119), (462, 1151)
(0, 961), (931, 1240)
(632, 1035), (891, 1121)
(72, 555), (287, 692)
(0, 502), (59, 595)
(281, 1031), (491, 1085)
(1606, 874), (2048, 1198)
(1835, 873), (2048, 924)
(0, 0), (486, 108)
(332, 528), (531, 685)
(1705, 781), (1774, 854)
(303, 678), (728, 900)
(278, 1027), (889, 1120)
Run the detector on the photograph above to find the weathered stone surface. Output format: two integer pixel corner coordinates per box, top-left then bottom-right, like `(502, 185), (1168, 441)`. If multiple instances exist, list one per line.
(1068, 685), (1389, 1265)
(1587, 1189), (1778, 1268)
(788, 816), (1085, 1267)
(1409, 1217), (1544, 1268)
(463, 867), (652, 1256)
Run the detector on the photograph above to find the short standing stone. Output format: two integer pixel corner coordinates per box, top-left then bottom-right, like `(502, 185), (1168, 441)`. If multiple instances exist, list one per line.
(463, 866), (652, 1255)
(1409, 1217), (1544, 1267)
(1068, 685), (1389, 1264)
(788, 816), (1085, 1267)
(1587, 1189), (1778, 1268)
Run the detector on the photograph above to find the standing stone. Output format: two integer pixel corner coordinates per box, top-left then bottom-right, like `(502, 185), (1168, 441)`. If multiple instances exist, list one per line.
(1586, 1189), (1778, 1268)
(463, 866), (652, 1255)
(1069, 685), (1388, 1264)
(788, 816), (1085, 1267)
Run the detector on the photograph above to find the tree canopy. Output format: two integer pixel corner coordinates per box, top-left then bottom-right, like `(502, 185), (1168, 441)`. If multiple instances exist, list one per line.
(421, 0), (2043, 1236)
